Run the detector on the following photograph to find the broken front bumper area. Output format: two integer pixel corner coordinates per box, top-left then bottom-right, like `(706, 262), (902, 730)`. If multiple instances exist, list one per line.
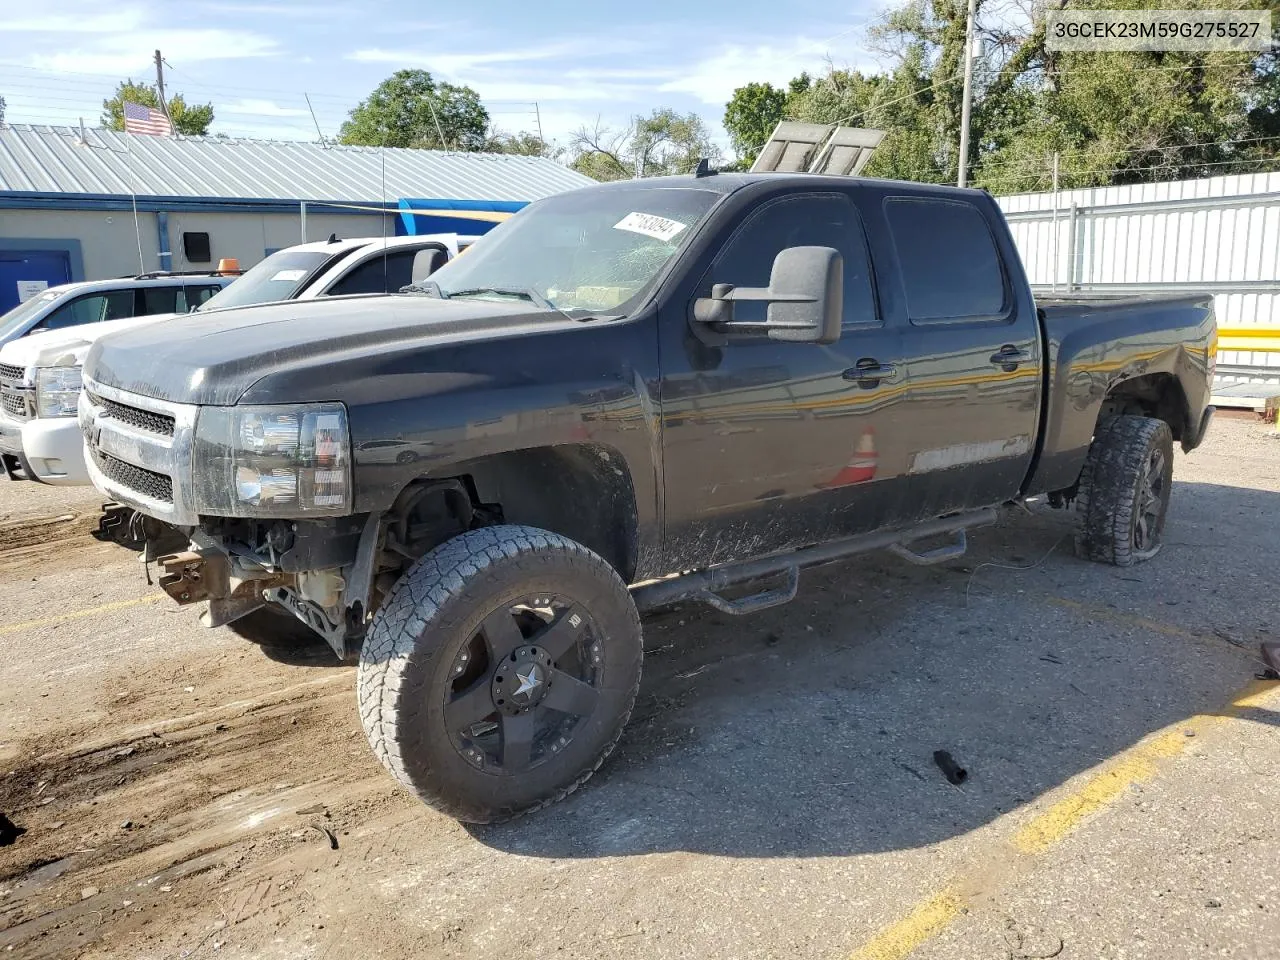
(151, 515), (379, 661)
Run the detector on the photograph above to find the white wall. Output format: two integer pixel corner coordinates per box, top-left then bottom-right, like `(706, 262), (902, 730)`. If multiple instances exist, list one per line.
(166, 210), (392, 271)
(0, 208), (160, 278)
(0, 206), (397, 279)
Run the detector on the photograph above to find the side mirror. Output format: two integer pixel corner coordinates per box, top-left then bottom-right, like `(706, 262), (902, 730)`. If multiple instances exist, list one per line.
(411, 247), (449, 283)
(693, 246), (843, 344)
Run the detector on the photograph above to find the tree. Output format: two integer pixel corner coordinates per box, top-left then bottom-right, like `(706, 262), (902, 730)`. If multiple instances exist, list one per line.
(484, 129), (559, 158)
(102, 80), (213, 136)
(723, 82), (787, 167)
(339, 69), (489, 151)
(754, 0), (1280, 192)
(569, 108), (721, 181)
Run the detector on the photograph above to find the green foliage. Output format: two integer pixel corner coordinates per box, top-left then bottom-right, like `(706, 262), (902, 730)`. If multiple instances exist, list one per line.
(485, 129), (559, 158)
(102, 79), (214, 136)
(570, 108), (721, 181)
(726, 0), (1280, 192)
(339, 69), (489, 151)
(723, 82), (787, 166)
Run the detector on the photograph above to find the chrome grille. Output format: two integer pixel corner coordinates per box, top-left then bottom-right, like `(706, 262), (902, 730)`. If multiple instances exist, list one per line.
(81, 377), (198, 525)
(89, 391), (176, 437)
(1, 391), (28, 419)
(91, 448), (174, 503)
(0, 363), (23, 384)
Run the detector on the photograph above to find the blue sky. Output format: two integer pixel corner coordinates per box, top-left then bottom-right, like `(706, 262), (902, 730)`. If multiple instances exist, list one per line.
(0, 0), (886, 154)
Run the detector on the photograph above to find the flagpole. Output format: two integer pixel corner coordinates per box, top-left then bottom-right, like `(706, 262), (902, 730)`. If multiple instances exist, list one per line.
(125, 134), (146, 273)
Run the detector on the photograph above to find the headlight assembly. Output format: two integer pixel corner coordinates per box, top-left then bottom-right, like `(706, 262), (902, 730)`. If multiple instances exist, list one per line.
(191, 403), (351, 517)
(35, 366), (82, 419)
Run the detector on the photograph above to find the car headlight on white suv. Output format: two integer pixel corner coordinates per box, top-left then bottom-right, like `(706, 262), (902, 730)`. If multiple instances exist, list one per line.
(191, 403), (352, 517)
(35, 366), (83, 418)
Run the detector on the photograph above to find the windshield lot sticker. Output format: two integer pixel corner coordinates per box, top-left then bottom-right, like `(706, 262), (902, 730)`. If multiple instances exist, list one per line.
(613, 212), (688, 243)
(270, 269), (308, 282)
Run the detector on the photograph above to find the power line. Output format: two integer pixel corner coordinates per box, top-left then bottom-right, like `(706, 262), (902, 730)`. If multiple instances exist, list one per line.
(975, 134), (1280, 178)
(975, 153), (1280, 187)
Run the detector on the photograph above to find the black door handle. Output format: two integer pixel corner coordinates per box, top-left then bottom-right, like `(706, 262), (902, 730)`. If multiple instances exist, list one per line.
(843, 359), (898, 387)
(989, 345), (1032, 371)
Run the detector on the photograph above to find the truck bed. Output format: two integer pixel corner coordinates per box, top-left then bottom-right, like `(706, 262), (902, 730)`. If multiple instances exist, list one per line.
(1025, 291), (1216, 496)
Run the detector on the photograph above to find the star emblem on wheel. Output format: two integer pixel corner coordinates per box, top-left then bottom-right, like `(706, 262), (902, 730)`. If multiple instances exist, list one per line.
(513, 664), (543, 701)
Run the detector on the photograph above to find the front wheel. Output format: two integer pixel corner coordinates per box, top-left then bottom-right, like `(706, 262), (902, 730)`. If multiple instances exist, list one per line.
(1074, 415), (1175, 566)
(357, 525), (642, 823)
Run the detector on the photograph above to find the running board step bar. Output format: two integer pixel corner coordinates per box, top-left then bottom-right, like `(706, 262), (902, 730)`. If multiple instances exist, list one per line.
(631, 508), (997, 614)
(888, 530), (969, 566)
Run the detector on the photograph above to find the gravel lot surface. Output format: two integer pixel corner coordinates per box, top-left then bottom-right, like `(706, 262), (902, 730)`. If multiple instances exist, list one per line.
(1, 415), (1277, 960)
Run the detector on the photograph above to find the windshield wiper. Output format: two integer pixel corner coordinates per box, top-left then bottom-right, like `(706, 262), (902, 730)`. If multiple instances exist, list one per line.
(399, 280), (448, 299)
(449, 286), (555, 309)
(419, 285), (619, 323)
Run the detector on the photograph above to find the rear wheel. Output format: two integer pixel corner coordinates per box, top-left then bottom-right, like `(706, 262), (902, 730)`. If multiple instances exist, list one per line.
(357, 525), (642, 823)
(1074, 415), (1174, 566)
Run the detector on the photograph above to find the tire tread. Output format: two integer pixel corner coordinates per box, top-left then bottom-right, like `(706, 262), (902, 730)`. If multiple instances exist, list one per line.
(1074, 415), (1172, 567)
(356, 524), (641, 823)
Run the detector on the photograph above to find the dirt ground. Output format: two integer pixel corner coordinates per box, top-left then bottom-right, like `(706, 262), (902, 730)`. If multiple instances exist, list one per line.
(1, 415), (1278, 960)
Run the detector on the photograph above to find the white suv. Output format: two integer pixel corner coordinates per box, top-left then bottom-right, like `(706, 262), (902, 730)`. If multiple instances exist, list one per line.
(0, 273), (232, 349)
(0, 235), (471, 484)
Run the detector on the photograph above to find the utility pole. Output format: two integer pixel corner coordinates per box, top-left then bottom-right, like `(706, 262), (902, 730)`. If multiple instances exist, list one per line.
(154, 49), (173, 129)
(957, 0), (977, 187)
(534, 102), (544, 148)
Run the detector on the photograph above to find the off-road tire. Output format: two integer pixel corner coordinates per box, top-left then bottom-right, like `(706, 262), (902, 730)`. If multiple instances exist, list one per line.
(1074, 415), (1174, 566)
(357, 525), (642, 823)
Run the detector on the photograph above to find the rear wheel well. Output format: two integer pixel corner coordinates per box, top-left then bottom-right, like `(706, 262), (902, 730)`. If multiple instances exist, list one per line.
(1098, 374), (1189, 441)
(1050, 374), (1190, 508)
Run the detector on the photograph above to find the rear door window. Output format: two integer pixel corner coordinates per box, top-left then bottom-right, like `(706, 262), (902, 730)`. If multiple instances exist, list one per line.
(884, 198), (1007, 323)
(326, 250), (419, 296)
(139, 286), (181, 315)
(42, 290), (136, 329)
(178, 284), (223, 312)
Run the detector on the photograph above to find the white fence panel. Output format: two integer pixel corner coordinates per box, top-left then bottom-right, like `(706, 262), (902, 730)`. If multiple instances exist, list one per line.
(997, 172), (1280, 387)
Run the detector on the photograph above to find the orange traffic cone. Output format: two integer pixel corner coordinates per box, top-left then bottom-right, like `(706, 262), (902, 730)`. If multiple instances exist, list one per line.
(822, 427), (878, 487)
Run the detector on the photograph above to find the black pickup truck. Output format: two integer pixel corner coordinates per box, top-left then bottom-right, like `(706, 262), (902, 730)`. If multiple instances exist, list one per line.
(79, 172), (1216, 822)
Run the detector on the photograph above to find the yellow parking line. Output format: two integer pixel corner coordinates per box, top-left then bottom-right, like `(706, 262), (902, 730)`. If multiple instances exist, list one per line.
(0, 595), (163, 636)
(847, 890), (964, 960)
(1013, 728), (1191, 854)
(844, 678), (1280, 958)
(1044, 596), (1206, 644)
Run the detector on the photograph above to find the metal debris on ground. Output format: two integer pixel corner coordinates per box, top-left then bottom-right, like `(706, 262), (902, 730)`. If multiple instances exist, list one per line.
(933, 750), (969, 785)
(310, 824), (339, 850)
(0, 812), (26, 846)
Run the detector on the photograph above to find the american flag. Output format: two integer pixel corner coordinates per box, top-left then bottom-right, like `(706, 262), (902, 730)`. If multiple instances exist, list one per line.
(123, 101), (173, 136)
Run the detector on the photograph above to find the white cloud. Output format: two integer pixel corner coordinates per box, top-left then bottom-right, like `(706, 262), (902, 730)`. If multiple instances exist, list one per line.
(346, 43), (579, 73)
(657, 40), (854, 105)
(30, 29), (280, 75)
(470, 80), (646, 104)
(4, 9), (147, 32)
(220, 98), (311, 118)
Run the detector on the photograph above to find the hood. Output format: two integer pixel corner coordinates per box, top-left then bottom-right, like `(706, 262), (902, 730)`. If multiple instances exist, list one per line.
(84, 294), (562, 406)
(0, 313), (179, 374)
